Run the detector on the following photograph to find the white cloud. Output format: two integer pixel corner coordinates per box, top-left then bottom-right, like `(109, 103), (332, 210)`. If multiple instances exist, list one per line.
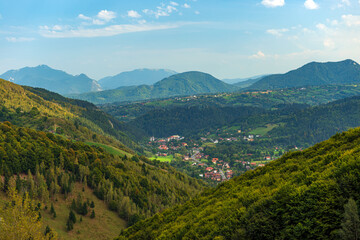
(128, 10), (141, 18)
(78, 14), (91, 20)
(78, 10), (116, 26)
(304, 0), (319, 10)
(342, 14), (360, 27)
(195, 11), (200, 15)
(316, 23), (327, 30)
(261, 0), (285, 8)
(6, 37), (35, 42)
(250, 51), (266, 59)
(170, 1), (179, 6)
(143, 4), (178, 18)
(39, 23), (180, 38)
(183, 3), (191, 8)
(337, 0), (350, 8)
(266, 28), (289, 36)
(97, 10), (116, 21)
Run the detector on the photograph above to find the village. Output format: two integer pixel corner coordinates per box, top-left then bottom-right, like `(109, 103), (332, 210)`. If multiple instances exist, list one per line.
(147, 129), (285, 184)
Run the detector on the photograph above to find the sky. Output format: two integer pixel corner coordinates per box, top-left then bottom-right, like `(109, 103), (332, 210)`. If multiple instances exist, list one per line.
(0, 0), (360, 80)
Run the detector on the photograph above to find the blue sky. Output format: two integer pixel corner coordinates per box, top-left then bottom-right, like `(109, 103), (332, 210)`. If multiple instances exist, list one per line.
(0, 0), (360, 80)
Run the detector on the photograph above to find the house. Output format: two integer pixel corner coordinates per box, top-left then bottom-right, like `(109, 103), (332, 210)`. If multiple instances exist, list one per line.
(265, 156), (271, 160)
(183, 156), (190, 161)
(182, 142), (188, 146)
(212, 158), (218, 164)
(150, 136), (155, 142)
(206, 167), (214, 172)
(158, 145), (168, 150)
(204, 172), (212, 178)
(170, 135), (180, 140)
(251, 162), (257, 166)
(259, 164), (265, 167)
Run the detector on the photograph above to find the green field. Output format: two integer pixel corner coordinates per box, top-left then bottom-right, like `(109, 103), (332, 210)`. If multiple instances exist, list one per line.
(85, 142), (133, 158)
(149, 155), (173, 162)
(250, 124), (278, 135)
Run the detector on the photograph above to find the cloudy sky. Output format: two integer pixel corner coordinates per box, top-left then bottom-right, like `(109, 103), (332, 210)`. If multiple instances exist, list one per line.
(0, 0), (360, 80)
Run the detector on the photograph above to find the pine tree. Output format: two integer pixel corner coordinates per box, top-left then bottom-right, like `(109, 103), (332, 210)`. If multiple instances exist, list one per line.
(90, 200), (95, 208)
(66, 219), (73, 231)
(90, 209), (95, 219)
(339, 198), (360, 240)
(50, 203), (56, 218)
(69, 210), (76, 224)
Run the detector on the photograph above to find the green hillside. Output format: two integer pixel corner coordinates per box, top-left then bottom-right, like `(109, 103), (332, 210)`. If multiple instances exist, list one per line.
(0, 78), (140, 153)
(69, 71), (237, 104)
(0, 122), (205, 238)
(248, 59), (360, 90)
(119, 126), (360, 239)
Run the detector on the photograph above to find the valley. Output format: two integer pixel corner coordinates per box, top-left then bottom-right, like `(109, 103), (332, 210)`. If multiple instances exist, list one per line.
(3, 1), (360, 238)
(1, 60), (360, 239)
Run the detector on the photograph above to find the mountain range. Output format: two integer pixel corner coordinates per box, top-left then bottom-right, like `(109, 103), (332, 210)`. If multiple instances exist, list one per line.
(69, 71), (238, 104)
(2, 59), (359, 103)
(98, 68), (177, 90)
(0, 65), (101, 95)
(248, 59), (360, 90)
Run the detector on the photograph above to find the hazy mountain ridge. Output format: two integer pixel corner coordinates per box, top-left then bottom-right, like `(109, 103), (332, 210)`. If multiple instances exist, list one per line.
(248, 59), (360, 90)
(98, 68), (177, 90)
(69, 71), (238, 104)
(0, 65), (101, 95)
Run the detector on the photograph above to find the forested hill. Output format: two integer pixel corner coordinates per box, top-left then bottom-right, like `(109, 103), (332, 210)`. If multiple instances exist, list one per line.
(248, 59), (360, 90)
(119, 126), (360, 240)
(268, 95), (360, 146)
(0, 78), (141, 152)
(0, 122), (205, 229)
(69, 71), (237, 104)
(128, 105), (265, 137)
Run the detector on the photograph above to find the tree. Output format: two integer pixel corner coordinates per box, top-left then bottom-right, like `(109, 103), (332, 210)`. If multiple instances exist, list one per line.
(66, 219), (73, 231)
(69, 210), (76, 224)
(50, 203), (56, 218)
(90, 209), (95, 219)
(339, 198), (360, 240)
(0, 186), (46, 239)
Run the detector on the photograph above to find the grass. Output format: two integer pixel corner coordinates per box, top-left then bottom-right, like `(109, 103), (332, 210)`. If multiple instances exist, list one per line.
(85, 142), (133, 158)
(149, 155), (173, 162)
(202, 142), (216, 148)
(250, 124), (278, 135)
(42, 183), (127, 240)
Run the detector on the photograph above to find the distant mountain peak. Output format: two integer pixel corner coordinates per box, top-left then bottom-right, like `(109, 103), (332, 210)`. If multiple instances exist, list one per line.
(247, 59), (360, 90)
(0, 65), (100, 95)
(72, 71), (237, 104)
(98, 68), (177, 90)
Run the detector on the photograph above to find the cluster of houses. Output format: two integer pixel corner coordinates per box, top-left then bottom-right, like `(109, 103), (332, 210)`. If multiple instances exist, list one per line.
(199, 134), (262, 144)
(149, 135), (188, 153)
